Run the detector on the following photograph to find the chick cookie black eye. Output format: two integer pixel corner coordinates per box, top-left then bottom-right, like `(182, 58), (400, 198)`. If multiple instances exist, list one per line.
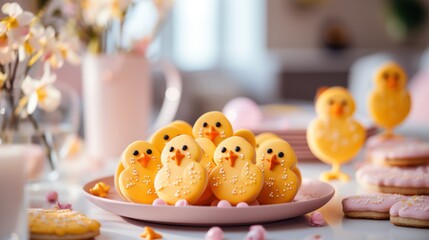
(328, 99), (334, 105)
(278, 152), (284, 158)
(182, 145), (188, 151)
(221, 147), (227, 153)
(267, 148), (273, 154)
(203, 122), (208, 127)
(383, 72), (389, 80)
(235, 146), (241, 152)
(146, 149), (152, 155)
(216, 122), (221, 127)
(341, 100), (347, 106)
(393, 73), (400, 80)
(169, 147), (174, 152)
(163, 135), (169, 140)
(133, 150), (139, 156)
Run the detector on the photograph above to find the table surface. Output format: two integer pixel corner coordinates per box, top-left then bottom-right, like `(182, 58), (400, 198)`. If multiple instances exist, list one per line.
(26, 123), (429, 240)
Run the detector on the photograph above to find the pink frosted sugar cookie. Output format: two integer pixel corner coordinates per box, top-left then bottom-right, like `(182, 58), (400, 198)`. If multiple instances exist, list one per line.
(356, 164), (429, 195)
(342, 194), (408, 219)
(366, 136), (429, 167)
(390, 195), (429, 228)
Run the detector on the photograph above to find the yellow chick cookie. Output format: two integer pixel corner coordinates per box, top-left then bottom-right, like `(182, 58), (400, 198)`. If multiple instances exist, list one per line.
(307, 87), (365, 181)
(116, 141), (162, 204)
(209, 136), (263, 205)
(194, 138), (217, 205)
(255, 132), (280, 150)
(154, 135), (208, 205)
(149, 126), (182, 152)
(168, 120), (193, 136)
(234, 129), (257, 148)
(193, 111), (233, 145)
(368, 62), (411, 135)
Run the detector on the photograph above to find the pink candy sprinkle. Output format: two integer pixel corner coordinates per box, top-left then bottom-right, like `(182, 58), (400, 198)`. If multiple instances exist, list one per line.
(152, 198), (167, 206)
(56, 202), (72, 210)
(247, 225), (266, 240)
(217, 200), (232, 208)
(175, 199), (189, 207)
(308, 212), (326, 227)
(46, 191), (58, 203)
(236, 202), (249, 208)
(205, 226), (224, 240)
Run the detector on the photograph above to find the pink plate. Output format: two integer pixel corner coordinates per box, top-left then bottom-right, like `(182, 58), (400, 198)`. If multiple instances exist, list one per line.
(83, 176), (334, 226)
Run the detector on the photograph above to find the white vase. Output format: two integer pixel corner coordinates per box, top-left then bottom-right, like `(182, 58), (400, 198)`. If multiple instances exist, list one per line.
(82, 53), (182, 160)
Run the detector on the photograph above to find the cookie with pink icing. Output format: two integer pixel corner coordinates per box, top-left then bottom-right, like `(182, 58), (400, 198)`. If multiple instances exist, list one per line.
(356, 164), (429, 195)
(390, 195), (429, 228)
(342, 194), (408, 219)
(366, 136), (429, 167)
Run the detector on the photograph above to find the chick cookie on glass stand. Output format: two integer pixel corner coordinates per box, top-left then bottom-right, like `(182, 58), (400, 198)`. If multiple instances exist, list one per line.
(307, 87), (366, 181)
(154, 135), (208, 205)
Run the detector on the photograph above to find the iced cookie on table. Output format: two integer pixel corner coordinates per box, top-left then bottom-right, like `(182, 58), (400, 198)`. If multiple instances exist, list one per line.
(168, 120), (193, 136)
(390, 195), (429, 228)
(234, 129), (256, 148)
(154, 135), (208, 205)
(256, 139), (300, 204)
(255, 132), (280, 150)
(342, 194), (408, 220)
(193, 111), (233, 145)
(116, 141), (162, 204)
(307, 86), (365, 181)
(367, 137), (429, 167)
(28, 208), (100, 240)
(356, 164), (429, 195)
(368, 61), (411, 135)
(194, 138), (217, 205)
(209, 136), (263, 205)
(149, 126), (182, 152)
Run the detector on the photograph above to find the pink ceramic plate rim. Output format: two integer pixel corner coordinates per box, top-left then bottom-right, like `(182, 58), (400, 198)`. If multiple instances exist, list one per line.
(82, 176), (334, 226)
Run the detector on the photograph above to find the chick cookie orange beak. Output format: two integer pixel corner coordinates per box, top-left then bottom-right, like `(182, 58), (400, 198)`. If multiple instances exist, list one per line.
(330, 103), (343, 117)
(137, 154), (151, 168)
(206, 126), (219, 141)
(269, 154), (280, 170)
(387, 77), (398, 89)
(224, 150), (238, 167)
(171, 149), (185, 166)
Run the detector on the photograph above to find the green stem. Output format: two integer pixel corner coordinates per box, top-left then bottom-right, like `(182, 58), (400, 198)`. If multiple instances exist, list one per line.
(28, 114), (55, 170)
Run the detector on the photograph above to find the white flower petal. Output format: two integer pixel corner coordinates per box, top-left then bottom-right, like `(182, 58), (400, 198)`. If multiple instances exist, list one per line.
(39, 86), (61, 112)
(21, 75), (38, 95)
(2, 3), (23, 17)
(16, 11), (34, 26)
(26, 92), (38, 114)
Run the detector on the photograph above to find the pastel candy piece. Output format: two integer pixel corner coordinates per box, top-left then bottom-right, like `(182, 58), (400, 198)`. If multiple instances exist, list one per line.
(194, 138), (217, 205)
(217, 200), (232, 208)
(56, 202), (72, 210)
(193, 111), (233, 145)
(168, 120), (194, 136)
(175, 199), (189, 207)
(205, 226), (224, 240)
(236, 202), (249, 208)
(255, 132), (280, 150)
(149, 126), (182, 152)
(308, 212), (325, 227)
(256, 139), (300, 204)
(209, 136), (263, 205)
(368, 62), (411, 130)
(249, 225), (267, 239)
(390, 195), (429, 220)
(307, 87), (365, 164)
(234, 129), (257, 148)
(356, 164), (429, 195)
(89, 182), (110, 198)
(154, 135), (208, 205)
(117, 141), (161, 204)
(152, 198), (167, 206)
(46, 191), (58, 203)
(342, 194), (408, 213)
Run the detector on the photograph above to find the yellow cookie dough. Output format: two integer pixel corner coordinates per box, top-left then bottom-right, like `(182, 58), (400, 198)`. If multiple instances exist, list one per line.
(154, 135), (208, 205)
(255, 132), (280, 150)
(209, 136), (263, 205)
(193, 111), (233, 145)
(194, 138), (217, 205)
(307, 87), (365, 181)
(234, 129), (257, 148)
(117, 141), (162, 204)
(149, 126), (182, 152)
(168, 120), (193, 136)
(368, 62), (411, 134)
(256, 139), (300, 204)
